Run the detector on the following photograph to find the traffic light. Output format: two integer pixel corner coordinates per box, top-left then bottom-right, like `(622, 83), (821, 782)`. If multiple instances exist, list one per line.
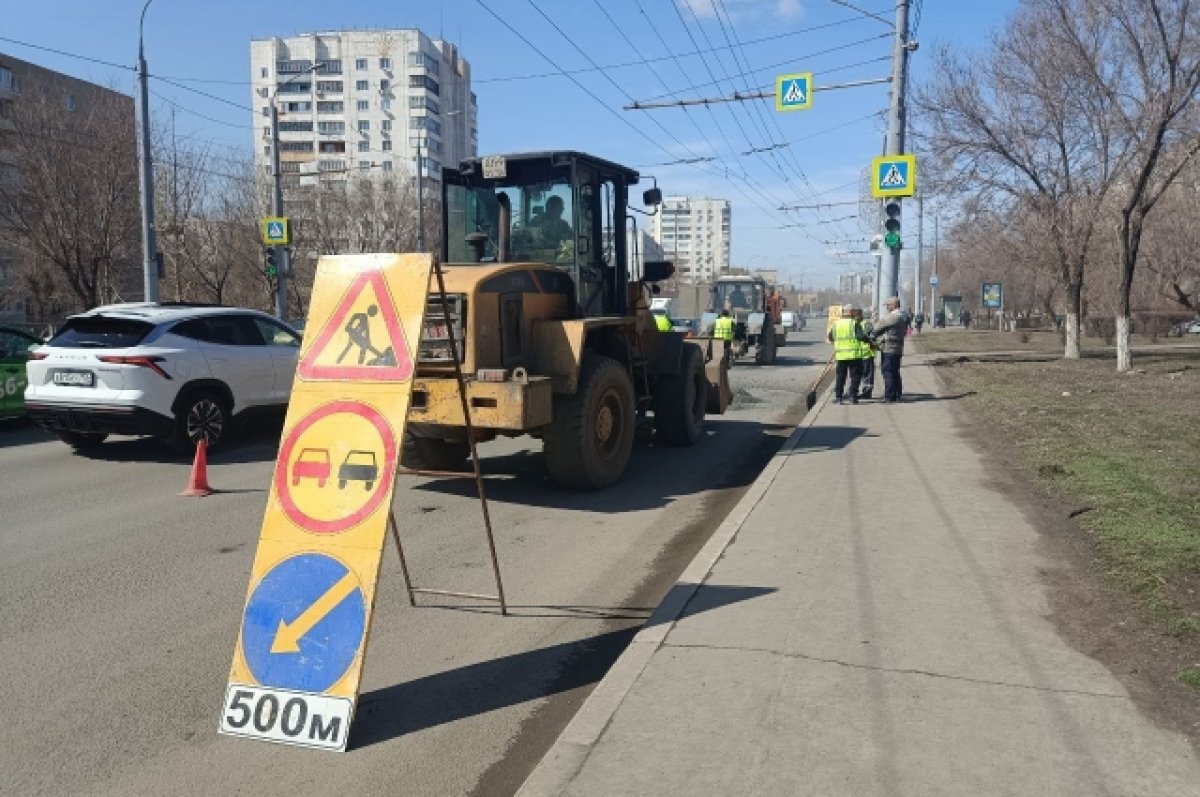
(883, 199), (902, 249)
(265, 246), (278, 278)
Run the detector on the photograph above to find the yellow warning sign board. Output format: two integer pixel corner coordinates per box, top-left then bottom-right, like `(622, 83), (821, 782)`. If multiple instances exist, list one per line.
(221, 253), (431, 752)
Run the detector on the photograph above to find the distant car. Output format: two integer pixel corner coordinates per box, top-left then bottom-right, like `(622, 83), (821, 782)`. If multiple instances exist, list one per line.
(780, 311), (805, 332)
(25, 303), (300, 451)
(1168, 319), (1200, 336)
(0, 326), (43, 420)
(670, 317), (701, 337)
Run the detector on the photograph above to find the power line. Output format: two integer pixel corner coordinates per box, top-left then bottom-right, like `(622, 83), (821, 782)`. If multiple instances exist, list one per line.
(149, 88), (256, 130)
(151, 75), (255, 113)
(0, 35), (134, 73)
(473, 16), (872, 84)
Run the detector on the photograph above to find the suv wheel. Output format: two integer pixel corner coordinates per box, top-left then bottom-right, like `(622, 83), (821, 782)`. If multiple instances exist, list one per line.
(174, 392), (230, 451)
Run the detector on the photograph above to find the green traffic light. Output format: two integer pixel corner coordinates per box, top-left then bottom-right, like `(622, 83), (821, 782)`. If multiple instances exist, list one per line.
(884, 232), (901, 249)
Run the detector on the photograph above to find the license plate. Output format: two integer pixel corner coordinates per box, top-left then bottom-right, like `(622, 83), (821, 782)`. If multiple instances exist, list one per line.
(52, 369), (95, 387)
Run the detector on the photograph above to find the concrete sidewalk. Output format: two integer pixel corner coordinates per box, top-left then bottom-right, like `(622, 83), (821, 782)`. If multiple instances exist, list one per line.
(518, 361), (1200, 796)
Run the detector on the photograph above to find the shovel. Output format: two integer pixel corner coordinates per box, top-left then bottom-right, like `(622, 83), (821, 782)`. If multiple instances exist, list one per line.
(805, 356), (835, 410)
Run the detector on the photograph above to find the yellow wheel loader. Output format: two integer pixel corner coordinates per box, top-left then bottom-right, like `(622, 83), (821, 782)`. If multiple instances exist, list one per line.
(404, 151), (731, 489)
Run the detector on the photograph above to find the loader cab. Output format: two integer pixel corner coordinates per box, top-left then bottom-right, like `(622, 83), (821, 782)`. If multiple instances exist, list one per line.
(443, 151), (651, 318)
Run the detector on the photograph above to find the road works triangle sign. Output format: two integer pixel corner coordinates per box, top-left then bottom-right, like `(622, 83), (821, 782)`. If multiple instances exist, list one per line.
(298, 269), (416, 382)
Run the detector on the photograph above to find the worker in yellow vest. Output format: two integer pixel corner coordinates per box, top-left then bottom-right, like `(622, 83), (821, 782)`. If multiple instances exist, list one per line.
(714, 309), (735, 357)
(826, 303), (870, 404)
(654, 312), (672, 332)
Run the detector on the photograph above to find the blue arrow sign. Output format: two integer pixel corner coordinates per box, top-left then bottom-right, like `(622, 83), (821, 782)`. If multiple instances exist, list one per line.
(241, 553), (366, 692)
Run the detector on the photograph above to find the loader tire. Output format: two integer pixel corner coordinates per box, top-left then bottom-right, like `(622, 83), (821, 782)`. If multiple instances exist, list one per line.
(653, 344), (706, 445)
(543, 354), (635, 490)
(402, 432), (470, 471)
(755, 327), (778, 365)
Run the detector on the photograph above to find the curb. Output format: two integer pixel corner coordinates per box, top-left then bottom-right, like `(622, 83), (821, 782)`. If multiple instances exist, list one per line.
(515, 385), (833, 797)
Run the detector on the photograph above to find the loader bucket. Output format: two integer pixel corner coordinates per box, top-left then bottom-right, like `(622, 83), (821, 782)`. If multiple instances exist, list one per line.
(705, 350), (732, 414)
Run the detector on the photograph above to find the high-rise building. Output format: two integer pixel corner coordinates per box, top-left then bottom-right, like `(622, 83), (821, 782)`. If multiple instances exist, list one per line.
(0, 53), (137, 323)
(649, 197), (730, 283)
(249, 30), (477, 189)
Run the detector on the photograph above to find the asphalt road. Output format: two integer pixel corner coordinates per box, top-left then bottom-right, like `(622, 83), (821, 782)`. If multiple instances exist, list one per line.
(0, 324), (830, 796)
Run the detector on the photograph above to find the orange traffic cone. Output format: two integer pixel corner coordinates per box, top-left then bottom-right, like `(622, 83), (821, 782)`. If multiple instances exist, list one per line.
(180, 438), (215, 497)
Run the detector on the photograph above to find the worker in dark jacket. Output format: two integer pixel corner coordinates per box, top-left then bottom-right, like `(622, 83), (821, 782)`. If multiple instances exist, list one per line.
(871, 296), (910, 403)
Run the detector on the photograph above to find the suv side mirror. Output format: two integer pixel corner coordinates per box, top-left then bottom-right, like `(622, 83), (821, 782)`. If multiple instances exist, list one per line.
(642, 188), (662, 207)
(643, 260), (674, 283)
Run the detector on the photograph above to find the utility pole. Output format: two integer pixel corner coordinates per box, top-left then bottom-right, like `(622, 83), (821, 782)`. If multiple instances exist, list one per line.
(880, 0), (913, 317)
(931, 214), (939, 318)
(136, 0), (159, 303)
(416, 138), (425, 251)
(269, 101), (290, 321)
(916, 192), (923, 316)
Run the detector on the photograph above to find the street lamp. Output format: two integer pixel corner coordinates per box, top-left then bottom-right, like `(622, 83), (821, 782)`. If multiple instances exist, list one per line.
(269, 62), (323, 321)
(136, 0), (159, 303)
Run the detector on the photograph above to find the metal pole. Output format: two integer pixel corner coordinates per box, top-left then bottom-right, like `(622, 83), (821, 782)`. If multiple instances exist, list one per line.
(416, 138), (425, 251)
(136, 1), (159, 303)
(881, 0), (911, 315)
(931, 215), (939, 317)
(916, 192), (924, 315)
(269, 103), (290, 321)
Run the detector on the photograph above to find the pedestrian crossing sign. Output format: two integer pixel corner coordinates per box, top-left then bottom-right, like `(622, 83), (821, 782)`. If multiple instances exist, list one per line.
(261, 216), (290, 245)
(871, 155), (917, 198)
(775, 72), (813, 112)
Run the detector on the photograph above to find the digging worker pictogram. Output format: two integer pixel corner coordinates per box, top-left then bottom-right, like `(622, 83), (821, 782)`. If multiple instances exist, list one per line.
(337, 305), (397, 367)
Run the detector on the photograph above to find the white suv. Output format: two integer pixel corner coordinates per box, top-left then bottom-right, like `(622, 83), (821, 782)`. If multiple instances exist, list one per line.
(25, 303), (300, 451)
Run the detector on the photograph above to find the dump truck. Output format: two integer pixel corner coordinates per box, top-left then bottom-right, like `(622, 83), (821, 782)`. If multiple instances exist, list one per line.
(699, 275), (780, 365)
(402, 151), (732, 489)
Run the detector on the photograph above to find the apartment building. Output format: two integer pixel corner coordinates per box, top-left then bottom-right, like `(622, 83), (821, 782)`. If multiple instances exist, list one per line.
(250, 30), (476, 190)
(649, 197), (730, 283)
(0, 54), (136, 323)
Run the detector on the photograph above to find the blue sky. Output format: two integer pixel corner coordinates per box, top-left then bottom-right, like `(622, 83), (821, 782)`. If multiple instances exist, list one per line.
(4, 0), (1016, 289)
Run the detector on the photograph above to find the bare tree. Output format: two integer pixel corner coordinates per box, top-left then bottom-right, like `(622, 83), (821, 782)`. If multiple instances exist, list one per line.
(0, 86), (140, 314)
(918, 0), (1128, 358)
(1079, 0), (1200, 370)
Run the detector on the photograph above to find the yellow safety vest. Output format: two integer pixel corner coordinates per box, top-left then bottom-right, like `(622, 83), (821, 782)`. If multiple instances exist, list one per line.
(832, 318), (861, 361)
(654, 313), (671, 332)
(714, 316), (734, 341)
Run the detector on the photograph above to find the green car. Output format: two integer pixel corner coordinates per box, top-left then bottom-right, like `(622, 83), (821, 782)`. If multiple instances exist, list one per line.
(0, 326), (43, 419)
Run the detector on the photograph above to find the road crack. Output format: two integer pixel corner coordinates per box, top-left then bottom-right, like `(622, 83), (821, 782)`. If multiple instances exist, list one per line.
(661, 641), (1128, 700)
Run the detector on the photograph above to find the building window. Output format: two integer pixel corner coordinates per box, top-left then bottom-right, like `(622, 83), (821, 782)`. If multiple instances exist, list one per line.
(382, 161), (393, 171)
(380, 79), (390, 92)
(279, 120), (313, 132)
(262, 125), (270, 138)
(316, 60), (342, 75)
(316, 101), (344, 113)
(318, 160), (346, 172)
(263, 145), (270, 157)
(359, 160), (371, 170)
(277, 81), (310, 94)
(316, 80), (343, 92)
(357, 100), (369, 111)
(380, 98), (391, 110)
(407, 51), (440, 75)
(355, 80), (369, 91)
(262, 106), (270, 116)
(381, 119), (392, 131)
(280, 141), (314, 152)
(281, 162), (301, 173)
(260, 67), (269, 78)
(319, 141), (346, 154)
(358, 120), (369, 132)
(277, 60), (313, 74)
(408, 75), (439, 95)
(382, 140), (392, 152)
(283, 101), (312, 112)
(358, 139), (369, 152)
(379, 57), (391, 70)
(355, 58), (368, 70)
(408, 95), (439, 113)
(318, 121), (345, 134)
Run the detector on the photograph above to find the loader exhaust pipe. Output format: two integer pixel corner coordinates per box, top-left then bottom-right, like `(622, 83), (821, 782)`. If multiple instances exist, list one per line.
(496, 191), (512, 263)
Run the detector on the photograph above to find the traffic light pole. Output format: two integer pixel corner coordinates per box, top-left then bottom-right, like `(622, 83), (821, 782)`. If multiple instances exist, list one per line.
(880, 0), (912, 318)
(269, 102), (291, 322)
(136, 3), (160, 304)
